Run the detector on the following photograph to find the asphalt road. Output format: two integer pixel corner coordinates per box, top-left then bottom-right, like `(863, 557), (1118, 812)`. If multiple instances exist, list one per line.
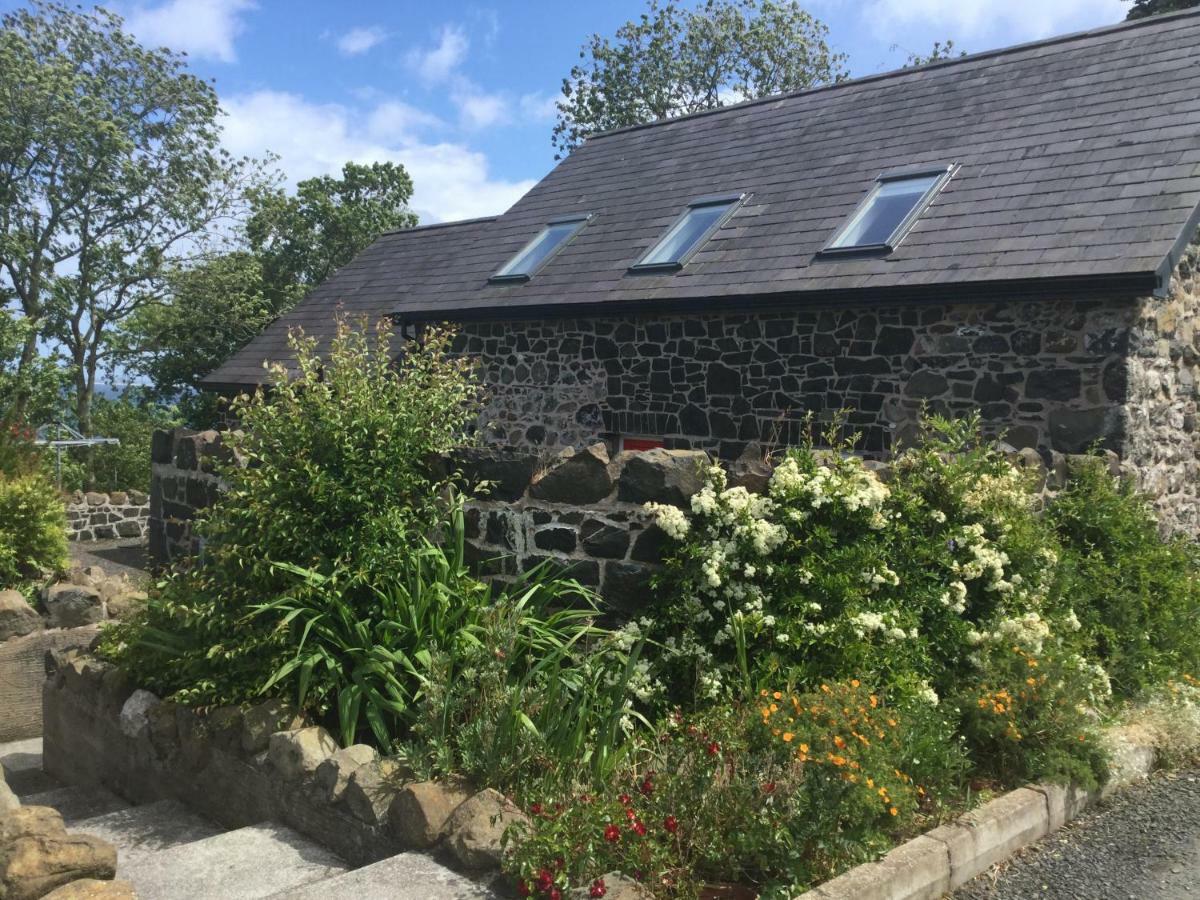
(955, 769), (1200, 900)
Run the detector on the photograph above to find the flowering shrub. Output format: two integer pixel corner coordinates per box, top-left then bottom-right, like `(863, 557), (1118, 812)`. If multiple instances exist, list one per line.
(505, 683), (966, 897)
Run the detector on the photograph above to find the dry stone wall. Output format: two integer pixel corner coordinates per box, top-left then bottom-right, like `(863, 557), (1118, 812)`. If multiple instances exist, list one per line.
(455, 297), (1134, 461)
(148, 428), (230, 563)
(65, 491), (149, 542)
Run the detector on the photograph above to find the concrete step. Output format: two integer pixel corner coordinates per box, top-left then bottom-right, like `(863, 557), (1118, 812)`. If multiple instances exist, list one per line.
(120, 821), (351, 900)
(74, 800), (223, 871)
(269, 851), (502, 899)
(20, 783), (128, 824)
(0, 737), (59, 796)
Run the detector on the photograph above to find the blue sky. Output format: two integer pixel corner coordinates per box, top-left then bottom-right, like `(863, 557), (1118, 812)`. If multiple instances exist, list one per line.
(8, 0), (1134, 222)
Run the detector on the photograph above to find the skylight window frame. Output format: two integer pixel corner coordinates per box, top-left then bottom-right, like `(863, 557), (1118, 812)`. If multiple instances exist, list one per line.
(820, 164), (957, 257)
(489, 213), (593, 284)
(629, 192), (746, 273)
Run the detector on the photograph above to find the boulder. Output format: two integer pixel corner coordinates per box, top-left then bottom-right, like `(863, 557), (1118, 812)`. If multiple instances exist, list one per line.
(387, 780), (472, 849)
(126, 490), (148, 506)
(342, 758), (411, 826)
(616, 448), (709, 506)
(42, 879), (136, 899)
(268, 727), (338, 781)
(119, 689), (161, 739)
(0, 771), (17, 815)
(240, 699), (304, 755)
(0, 591), (41, 642)
(42, 585), (104, 629)
(453, 448), (538, 502)
(529, 444), (614, 504)
(0, 806), (117, 900)
(444, 788), (530, 871)
(314, 744), (377, 803)
(103, 592), (147, 622)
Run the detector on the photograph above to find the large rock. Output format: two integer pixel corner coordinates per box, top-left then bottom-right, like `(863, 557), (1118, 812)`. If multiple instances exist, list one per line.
(119, 690), (161, 739)
(0, 591), (41, 642)
(0, 771), (17, 815)
(42, 585), (104, 629)
(42, 879), (136, 899)
(616, 449), (709, 506)
(240, 699), (304, 755)
(314, 745), (377, 803)
(529, 444), (614, 504)
(0, 806), (117, 900)
(444, 788), (530, 871)
(268, 727), (338, 781)
(453, 448), (538, 502)
(387, 780), (471, 849)
(103, 592), (147, 623)
(342, 758), (411, 826)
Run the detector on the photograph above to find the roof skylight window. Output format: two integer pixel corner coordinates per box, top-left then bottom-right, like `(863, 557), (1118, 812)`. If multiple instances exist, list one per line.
(824, 166), (955, 253)
(632, 194), (744, 271)
(491, 214), (591, 282)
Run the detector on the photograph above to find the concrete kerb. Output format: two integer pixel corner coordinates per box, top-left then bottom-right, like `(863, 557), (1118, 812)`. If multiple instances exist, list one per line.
(798, 734), (1159, 900)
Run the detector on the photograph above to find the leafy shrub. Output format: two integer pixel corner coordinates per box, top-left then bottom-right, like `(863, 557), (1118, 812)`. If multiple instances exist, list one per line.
(1048, 458), (1200, 696)
(67, 392), (180, 493)
(0, 470), (68, 586)
(0, 419), (41, 477)
(506, 682), (966, 898)
(102, 316), (482, 709)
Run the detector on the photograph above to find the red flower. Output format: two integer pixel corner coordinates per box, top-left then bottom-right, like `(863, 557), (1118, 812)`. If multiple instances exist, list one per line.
(604, 823), (621, 843)
(762, 781), (777, 794)
(529, 802), (543, 816)
(536, 868), (554, 892)
(550, 890), (562, 900)
(630, 819), (647, 836)
(554, 857), (565, 872)
(618, 793), (632, 806)
(579, 793), (593, 805)
(517, 879), (531, 897)
(590, 878), (607, 898)
(706, 741), (720, 756)
(663, 815), (679, 833)
(639, 777), (654, 796)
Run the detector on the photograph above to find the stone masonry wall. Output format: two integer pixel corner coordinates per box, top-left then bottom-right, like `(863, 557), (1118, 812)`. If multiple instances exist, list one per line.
(455, 297), (1134, 460)
(1125, 235), (1200, 536)
(65, 490), (149, 542)
(148, 428), (230, 564)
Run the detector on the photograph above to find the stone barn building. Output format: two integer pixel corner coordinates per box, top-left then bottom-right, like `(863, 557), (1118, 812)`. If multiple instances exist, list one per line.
(203, 10), (1200, 534)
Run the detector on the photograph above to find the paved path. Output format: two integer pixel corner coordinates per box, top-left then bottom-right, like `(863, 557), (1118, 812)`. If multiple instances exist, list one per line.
(69, 537), (150, 583)
(956, 769), (1200, 900)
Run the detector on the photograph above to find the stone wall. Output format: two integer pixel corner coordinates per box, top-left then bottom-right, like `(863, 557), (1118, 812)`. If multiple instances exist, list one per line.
(1125, 236), (1200, 536)
(65, 490), (150, 542)
(455, 297), (1133, 460)
(148, 428), (230, 564)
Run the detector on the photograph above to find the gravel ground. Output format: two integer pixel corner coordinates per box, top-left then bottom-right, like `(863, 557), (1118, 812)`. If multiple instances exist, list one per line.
(69, 537), (150, 583)
(955, 769), (1200, 900)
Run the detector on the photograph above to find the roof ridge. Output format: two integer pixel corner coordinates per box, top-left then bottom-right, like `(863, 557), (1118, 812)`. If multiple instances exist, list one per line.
(584, 7), (1200, 143)
(382, 215), (498, 236)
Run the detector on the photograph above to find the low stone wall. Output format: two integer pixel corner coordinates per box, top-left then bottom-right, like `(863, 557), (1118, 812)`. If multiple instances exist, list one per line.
(65, 490), (150, 542)
(148, 428), (229, 564)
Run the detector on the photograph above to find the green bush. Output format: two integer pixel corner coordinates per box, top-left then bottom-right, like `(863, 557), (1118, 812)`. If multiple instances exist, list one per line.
(0, 470), (68, 587)
(1048, 458), (1200, 697)
(69, 392), (180, 493)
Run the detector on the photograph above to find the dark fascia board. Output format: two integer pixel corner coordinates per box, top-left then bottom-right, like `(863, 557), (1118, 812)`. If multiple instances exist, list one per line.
(818, 165), (957, 258)
(488, 214), (593, 284)
(395, 270), (1160, 327)
(628, 192), (747, 273)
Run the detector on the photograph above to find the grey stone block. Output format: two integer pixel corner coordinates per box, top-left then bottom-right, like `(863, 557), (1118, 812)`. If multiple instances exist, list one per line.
(809, 834), (950, 900)
(927, 787), (1048, 889)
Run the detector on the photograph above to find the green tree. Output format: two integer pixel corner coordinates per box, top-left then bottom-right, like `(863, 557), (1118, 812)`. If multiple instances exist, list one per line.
(1126, 0), (1199, 19)
(0, 2), (261, 432)
(0, 308), (68, 424)
(121, 162), (419, 427)
(904, 39), (965, 67)
(553, 0), (846, 157)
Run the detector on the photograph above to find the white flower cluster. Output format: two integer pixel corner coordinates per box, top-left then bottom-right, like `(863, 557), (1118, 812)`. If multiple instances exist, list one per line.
(962, 466), (1032, 514)
(917, 680), (940, 706)
(951, 523), (1013, 592)
(646, 502), (690, 540)
(768, 455), (890, 513)
(939, 580), (969, 613)
(850, 609), (917, 642)
(968, 611), (1052, 656)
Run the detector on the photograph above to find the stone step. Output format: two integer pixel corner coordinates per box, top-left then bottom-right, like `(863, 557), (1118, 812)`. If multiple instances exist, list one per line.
(120, 821), (351, 900)
(269, 851), (502, 900)
(20, 783), (128, 824)
(0, 737), (59, 796)
(73, 799), (223, 871)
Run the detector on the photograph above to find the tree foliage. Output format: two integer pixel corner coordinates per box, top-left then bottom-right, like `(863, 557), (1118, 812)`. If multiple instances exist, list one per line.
(0, 2), (261, 432)
(1126, 0), (1199, 19)
(552, 0), (846, 157)
(904, 39), (965, 67)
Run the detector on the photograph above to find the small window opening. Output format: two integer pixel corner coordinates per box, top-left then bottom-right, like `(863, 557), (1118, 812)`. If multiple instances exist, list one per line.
(631, 194), (744, 272)
(823, 166), (954, 254)
(491, 215), (591, 283)
(619, 436), (665, 453)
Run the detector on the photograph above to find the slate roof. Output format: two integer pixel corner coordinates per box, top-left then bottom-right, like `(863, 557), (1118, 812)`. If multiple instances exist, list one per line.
(206, 9), (1200, 389)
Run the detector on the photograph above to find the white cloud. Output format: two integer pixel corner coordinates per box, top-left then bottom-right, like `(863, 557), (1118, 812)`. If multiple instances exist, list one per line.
(519, 91), (559, 123)
(336, 25), (387, 57)
(407, 24), (469, 84)
(219, 90), (535, 223)
(124, 0), (254, 63)
(454, 90), (509, 130)
(863, 0), (1127, 42)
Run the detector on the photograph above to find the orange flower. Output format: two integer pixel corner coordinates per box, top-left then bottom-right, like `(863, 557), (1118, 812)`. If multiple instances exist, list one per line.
(850, 679), (861, 688)
(833, 736), (847, 749)
(889, 807), (899, 816)
(773, 691), (783, 700)
(869, 695), (878, 708)
(799, 743), (810, 753)
(782, 732), (794, 742)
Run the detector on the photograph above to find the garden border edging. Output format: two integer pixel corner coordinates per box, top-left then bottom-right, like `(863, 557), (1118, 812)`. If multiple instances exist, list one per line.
(795, 733), (1156, 900)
